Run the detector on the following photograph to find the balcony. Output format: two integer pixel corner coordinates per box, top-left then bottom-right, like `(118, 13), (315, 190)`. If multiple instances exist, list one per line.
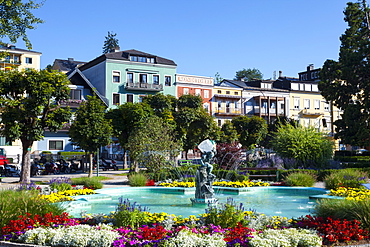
(126, 82), (163, 92)
(254, 106), (285, 116)
(60, 99), (84, 108)
(215, 107), (242, 116)
(214, 94), (241, 99)
(0, 59), (21, 66)
(300, 109), (324, 117)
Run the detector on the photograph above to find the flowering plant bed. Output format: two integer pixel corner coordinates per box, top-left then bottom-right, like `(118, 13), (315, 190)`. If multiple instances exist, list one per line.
(159, 180), (270, 188)
(329, 187), (370, 201)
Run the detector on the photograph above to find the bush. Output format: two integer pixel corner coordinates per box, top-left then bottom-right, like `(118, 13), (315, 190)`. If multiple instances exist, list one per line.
(314, 199), (370, 230)
(324, 169), (368, 190)
(113, 197), (149, 228)
(0, 190), (64, 232)
(202, 198), (247, 228)
(71, 177), (103, 189)
(128, 173), (148, 187)
(284, 171), (316, 187)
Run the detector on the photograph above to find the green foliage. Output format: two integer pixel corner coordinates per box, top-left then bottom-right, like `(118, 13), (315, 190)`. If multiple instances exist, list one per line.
(314, 199), (370, 230)
(0, 69), (72, 183)
(127, 115), (181, 173)
(0, 189), (64, 230)
(106, 102), (153, 150)
(68, 95), (112, 153)
(128, 173), (148, 187)
(234, 68), (263, 81)
(102, 31), (119, 54)
(202, 198), (247, 228)
(49, 182), (72, 192)
(70, 177), (103, 190)
(142, 93), (177, 123)
(219, 121), (239, 144)
(232, 115), (268, 149)
(319, 2), (370, 147)
(113, 198), (149, 228)
(271, 124), (334, 168)
(0, 0), (44, 49)
(177, 94), (203, 109)
(324, 169), (368, 190)
(284, 171), (316, 187)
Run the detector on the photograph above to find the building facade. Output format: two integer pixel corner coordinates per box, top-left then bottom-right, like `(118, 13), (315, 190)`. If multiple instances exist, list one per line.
(176, 74), (213, 113)
(0, 44), (41, 71)
(78, 49), (177, 108)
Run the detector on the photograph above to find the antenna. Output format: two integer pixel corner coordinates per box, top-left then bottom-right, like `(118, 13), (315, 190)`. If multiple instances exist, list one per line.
(273, 71), (276, 80)
(363, 0), (370, 30)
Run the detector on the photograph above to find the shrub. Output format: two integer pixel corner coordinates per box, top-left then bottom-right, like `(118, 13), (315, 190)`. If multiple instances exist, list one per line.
(314, 198), (370, 230)
(284, 171), (316, 187)
(113, 198), (149, 228)
(202, 198), (247, 228)
(128, 172), (148, 187)
(71, 177), (103, 189)
(0, 190), (64, 232)
(324, 169), (368, 189)
(50, 183), (72, 192)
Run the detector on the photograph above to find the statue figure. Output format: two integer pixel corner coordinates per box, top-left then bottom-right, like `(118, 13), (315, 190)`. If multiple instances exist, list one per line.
(192, 139), (218, 204)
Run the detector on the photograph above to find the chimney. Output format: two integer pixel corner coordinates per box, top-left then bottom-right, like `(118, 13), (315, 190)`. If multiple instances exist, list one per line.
(307, 64), (314, 71)
(279, 71), (283, 78)
(68, 58), (74, 63)
(113, 46), (120, 52)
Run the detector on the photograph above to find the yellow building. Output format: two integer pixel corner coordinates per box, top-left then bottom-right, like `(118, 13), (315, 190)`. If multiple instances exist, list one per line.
(0, 44), (41, 71)
(212, 83), (243, 126)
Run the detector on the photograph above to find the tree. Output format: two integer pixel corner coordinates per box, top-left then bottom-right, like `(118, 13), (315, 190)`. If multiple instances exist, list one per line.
(271, 125), (334, 168)
(0, 69), (71, 183)
(319, 1), (370, 147)
(142, 93), (177, 125)
(219, 120), (239, 144)
(231, 115), (268, 149)
(126, 115), (181, 173)
(234, 68), (263, 81)
(106, 102), (153, 168)
(214, 72), (223, 84)
(68, 95), (113, 177)
(0, 0), (44, 49)
(261, 116), (298, 149)
(102, 31), (119, 54)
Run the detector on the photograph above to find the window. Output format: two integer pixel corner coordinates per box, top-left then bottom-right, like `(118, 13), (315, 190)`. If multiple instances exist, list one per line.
(127, 94), (133, 103)
(234, 92), (239, 95)
(127, 73), (133, 83)
(195, 89), (201, 96)
(13, 56), (19, 63)
(294, 98), (300, 109)
(138, 57), (146, 62)
(165, 76), (171, 86)
(25, 57), (32, 64)
(49, 140), (63, 150)
(113, 71), (120, 83)
(70, 89), (81, 100)
(147, 57), (155, 63)
(0, 136), (11, 146)
(314, 99), (320, 110)
(153, 75), (159, 84)
(218, 101), (222, 108)
(183, 88), (189, 95)
(324, 102), (330, 111)
(234, 101), (239, 109)
(203, 103), (209, 112)
(113, 93), (120, 105)
(304, 99), (310, 109)
(130, 56), (138, 62)
(226, 91), (230, 94)
(204, 90), (209, 98)
(140, 74), (147, 83)
(217, 90), (221, 94)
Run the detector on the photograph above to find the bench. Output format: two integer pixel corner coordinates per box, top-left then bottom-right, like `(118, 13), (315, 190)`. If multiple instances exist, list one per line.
(239, 167), (279, 182)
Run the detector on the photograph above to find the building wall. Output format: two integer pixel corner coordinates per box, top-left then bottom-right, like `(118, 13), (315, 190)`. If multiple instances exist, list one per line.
(212, 86), (243, 126)
(0, 47), (41, 71)
(80, 61), (107, 99)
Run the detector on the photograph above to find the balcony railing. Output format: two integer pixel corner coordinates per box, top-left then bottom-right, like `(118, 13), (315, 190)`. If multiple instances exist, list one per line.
(300, 109), (324, 117)
(0, 59), (21, 65)
(60, 99), (84, 108)
(215, 107), (242, 116)
(126, 82), (163, 92)
(254, 106), (285, 115)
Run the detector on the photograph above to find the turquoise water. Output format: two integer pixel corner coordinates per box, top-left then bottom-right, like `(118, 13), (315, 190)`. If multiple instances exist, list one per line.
(65, 187), (328, 219)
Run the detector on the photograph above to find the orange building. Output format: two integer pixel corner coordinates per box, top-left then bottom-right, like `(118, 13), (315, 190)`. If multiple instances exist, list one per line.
(176, 74), (214, 114)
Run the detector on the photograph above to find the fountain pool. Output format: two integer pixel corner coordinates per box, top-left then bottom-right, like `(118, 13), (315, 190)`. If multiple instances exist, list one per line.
(64, 186), (328, 219)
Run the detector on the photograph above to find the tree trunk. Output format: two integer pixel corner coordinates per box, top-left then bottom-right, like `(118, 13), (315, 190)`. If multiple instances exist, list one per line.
(123, 150), (128, 169)
(88, 152), (93, 177)
(20, 140), (33, 183)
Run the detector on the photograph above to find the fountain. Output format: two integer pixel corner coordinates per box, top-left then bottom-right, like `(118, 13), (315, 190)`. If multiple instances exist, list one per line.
(191, 139), (218, 205)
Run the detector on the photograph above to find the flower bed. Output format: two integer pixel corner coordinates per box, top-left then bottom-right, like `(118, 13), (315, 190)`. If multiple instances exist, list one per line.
(159, 180), (270, 188)
(329, 186), (370, 201)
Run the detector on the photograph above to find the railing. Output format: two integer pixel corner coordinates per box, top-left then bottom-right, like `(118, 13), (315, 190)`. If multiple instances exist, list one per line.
(254, 106), (284, 115)
(215, 107), (242, 115)
(126, 82), (163, 91)
(60, 99), (84, 108)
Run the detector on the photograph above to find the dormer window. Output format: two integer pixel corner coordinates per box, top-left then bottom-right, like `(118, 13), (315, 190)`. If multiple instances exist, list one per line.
(130, 55), (155, 63)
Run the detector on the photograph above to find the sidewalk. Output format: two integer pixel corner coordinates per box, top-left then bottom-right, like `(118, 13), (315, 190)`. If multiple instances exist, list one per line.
(0, 169), (129, 190)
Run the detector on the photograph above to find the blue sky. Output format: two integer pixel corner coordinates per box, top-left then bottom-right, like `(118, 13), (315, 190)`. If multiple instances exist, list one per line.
(9, 0), (351, 80)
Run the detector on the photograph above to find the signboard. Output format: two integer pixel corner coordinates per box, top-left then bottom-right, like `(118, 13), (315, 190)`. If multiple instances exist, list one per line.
(176, 75), (213, 85)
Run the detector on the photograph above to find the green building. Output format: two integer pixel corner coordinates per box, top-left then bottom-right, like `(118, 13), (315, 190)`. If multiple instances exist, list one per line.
(78, 49), (177, 107)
